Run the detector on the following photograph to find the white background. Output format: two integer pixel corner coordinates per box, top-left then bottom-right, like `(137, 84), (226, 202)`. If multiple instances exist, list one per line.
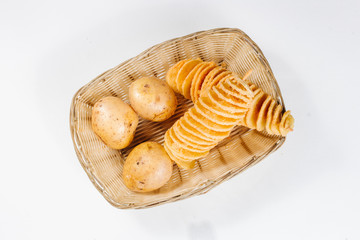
(1, 0), (359, 239)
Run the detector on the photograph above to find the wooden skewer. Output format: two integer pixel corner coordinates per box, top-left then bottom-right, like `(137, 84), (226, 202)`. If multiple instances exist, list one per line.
(242, 69), (253, 81)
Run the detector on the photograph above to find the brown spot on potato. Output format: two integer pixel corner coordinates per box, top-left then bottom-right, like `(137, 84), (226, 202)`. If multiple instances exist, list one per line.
(144, 84), (149, 88)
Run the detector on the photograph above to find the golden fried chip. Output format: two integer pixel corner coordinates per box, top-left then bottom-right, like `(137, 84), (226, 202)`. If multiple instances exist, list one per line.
(279, 111), (291, 136)
(175, 59), (202, 96)
(166, 59), (188, 93)
(227, 76), (254, 97)
(179, 115), (218, 143)
(175, 159), (196, 170)
(198, 95), (245, 120)
(207, 70), (232, 90)
(245, 90), (267, 129)
(194, 99), (241, 125)
(191, 62), (217, 102)
(164, 138), (191, 161)
(182, 62), (204, 99)
(164, 142), (196, 169)
(280, 112), (295, 136)
(265, 99), (276, 134)
(188, 107), (234, 132)
(200, 66), (226, 97)
(256, 95), (272, 131)
(207, 88), (247, 113)
(164, 133), (195, 161)
(168, 127), (209, 153)
(184, 111), (231, 140)
(270, 105), (282, 135)
(218, 78), (252, 104)
(188, 62), (210, 100)
(165, 130), (209, 159)
(172, 121), (216, 149)
(211, 84), (249, 109)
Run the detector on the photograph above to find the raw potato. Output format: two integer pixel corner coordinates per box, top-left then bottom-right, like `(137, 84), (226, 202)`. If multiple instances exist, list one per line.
(122, 142), (173, 192)
(129, 77), (177, 122)
(92, 96), (138, 149)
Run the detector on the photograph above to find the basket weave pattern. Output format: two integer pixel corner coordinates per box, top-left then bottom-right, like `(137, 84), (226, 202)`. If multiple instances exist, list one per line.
(70, 28), (286, 209)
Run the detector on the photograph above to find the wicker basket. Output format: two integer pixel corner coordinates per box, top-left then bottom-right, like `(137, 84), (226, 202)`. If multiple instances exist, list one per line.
(70, 28), (286, 209)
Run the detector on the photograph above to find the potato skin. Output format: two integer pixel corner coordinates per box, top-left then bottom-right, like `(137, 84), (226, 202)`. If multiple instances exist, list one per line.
(122, 142), (173, 192)
(91, 96), (138, 149)
(129, 77), (177, 122)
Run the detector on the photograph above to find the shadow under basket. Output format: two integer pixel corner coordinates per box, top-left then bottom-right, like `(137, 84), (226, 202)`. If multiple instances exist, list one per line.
(70, 28), (286, 209)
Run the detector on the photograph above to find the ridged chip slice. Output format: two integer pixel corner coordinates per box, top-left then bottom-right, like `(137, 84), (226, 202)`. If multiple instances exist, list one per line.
(168, 127), (209, 153)
(164, 139), (192, 161)
(175, 59), (202, 96)
(188, 62), (210, 100)
(178, 114), (220, 143)
(183, 111), (231, 141)
(190, 62), (217, 102)
(181, 62), (204, 99)
(218, 77), (252, 104)
(211, 84), (249, 109)
(188, 107), (234, 132)
(198, 95), (245, 120)
(165, 130), (209, 159)
(194, 99), (241, 126)
(265, 99), (276, 134)
(207, 87), (247, 114)
(172, 121), (217, 150)
(270, 105), (282, 135)
(245, 89), (267, 129)
(166, 59), (188, 93)
(175, 116), (216, 146)
(256, 95), (272, 131)
(200, 66), (227, 97)
(226, 75), (253, 97)
(164, 134), (198, 162)
(280, 111), (294, 136)
(205, 70), (233, 94)
(164, 143), (195, 169)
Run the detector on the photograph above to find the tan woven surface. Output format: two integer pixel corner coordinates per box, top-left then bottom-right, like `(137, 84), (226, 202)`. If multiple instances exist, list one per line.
(70, 28), (286, 209)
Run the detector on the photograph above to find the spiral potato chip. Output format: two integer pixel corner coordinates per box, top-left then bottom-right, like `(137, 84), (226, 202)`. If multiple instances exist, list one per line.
(164, 59), (294, 169)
